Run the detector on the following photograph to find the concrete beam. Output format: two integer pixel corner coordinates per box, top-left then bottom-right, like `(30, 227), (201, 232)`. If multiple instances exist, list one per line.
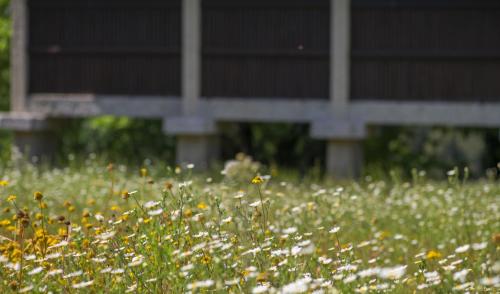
(11, 0), (28, 111)
(28, 94), (182, 118)
(350, 101), (500, 128)
(0, 112), (51, 131)
(26, 95), (500, 128)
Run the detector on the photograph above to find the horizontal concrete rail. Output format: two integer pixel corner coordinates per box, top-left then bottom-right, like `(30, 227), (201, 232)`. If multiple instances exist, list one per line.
(27, 95), (500, 128)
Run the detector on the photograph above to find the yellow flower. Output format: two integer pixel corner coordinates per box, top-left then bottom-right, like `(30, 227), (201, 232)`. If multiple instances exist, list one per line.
(6, 195), (16, 202)
(81, 239), (90, 249)
(0, 219), (11, 226)
(183, 208), (193, 218)
(0, 180), (9, 187)
(200, 254), (212, 264)
(34, 191), (43, 201)
(140, 168), (147, 177)
(121, 190), (130, 200)
(251, 176), (263, 184)
(426, 250), (442, 260)
(58, 227), (68, 237)
(197, 202), (208, 210)
(256, 272), (268, 282)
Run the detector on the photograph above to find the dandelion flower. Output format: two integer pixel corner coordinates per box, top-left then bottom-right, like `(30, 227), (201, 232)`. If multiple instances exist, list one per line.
(426, 250), (442, 260)
(252, 176), (264, 184)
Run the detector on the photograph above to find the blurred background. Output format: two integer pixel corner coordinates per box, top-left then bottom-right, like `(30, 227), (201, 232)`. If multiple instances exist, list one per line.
(1, 0), (499, 179)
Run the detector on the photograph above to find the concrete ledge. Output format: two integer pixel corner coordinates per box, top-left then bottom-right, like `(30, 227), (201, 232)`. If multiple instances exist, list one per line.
(351, 101), (500, 127)
(29, 94), (182, 118)
(26, 95), (500, 129)
(311, 118), (366, 140)
(0, 112), (51, 131)
(163, 116), (216, 135)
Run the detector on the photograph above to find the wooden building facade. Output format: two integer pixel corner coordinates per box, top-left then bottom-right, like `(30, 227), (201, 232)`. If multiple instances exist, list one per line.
(2, 0), (500, 177)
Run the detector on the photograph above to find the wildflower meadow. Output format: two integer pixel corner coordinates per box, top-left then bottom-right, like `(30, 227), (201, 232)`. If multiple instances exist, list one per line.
(0, 155), (499, 293)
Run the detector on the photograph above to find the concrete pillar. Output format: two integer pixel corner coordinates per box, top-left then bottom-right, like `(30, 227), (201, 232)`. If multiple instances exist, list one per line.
(311, 120), (365, 179)
(13, 130), (58, 162)
(326, 140), (363, 179)
(330, 0), (351, 118)
(0, 113), (58, 162)
(11, 0), (29, 111)
(321, 0), (360, 178)
(176, 135), (218, 170)
(169, 0), (218, 170)
(182, 0), (201, 115)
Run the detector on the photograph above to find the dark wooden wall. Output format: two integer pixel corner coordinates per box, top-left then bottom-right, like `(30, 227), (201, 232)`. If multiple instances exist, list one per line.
(29, 0), (181, 96)
(351, 0), (500, 102)
(27, 0), (500, 103)
(202, 0), (330, 99)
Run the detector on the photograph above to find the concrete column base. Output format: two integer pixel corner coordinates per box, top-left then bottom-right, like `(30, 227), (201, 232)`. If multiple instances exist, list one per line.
(176, 135), (218, 170)
(326, 140), (363, 179)
(0, 112), (58, 162)
(13, 130), (58, 162)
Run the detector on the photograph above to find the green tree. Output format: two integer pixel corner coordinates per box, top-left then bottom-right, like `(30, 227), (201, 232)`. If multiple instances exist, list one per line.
(0, 0), (10, 111)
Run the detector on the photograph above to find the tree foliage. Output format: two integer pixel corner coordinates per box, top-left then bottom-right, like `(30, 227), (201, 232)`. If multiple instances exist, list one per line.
(0, 0), (10, 111)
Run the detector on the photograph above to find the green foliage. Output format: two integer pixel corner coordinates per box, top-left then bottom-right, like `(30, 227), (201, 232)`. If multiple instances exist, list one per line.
(59, 116), (176, 165)
(0, 0), (10, 111)
(365, 126), (500, 179)
(220, 123), (324, 176)
(0, 0), (11, 162)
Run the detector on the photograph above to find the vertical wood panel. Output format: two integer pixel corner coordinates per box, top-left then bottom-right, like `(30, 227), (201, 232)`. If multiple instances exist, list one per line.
(351, 0), (500, 102)
(28, 0), (181, 96)
(202, 0), (330, 99)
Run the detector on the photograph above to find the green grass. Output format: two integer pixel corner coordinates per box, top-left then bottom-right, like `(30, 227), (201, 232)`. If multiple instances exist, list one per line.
(0, 156), (498, 293)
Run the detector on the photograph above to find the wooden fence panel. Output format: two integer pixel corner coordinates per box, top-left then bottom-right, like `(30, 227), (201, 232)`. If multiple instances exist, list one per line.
(202, 0), (330, 99)
(351, 0), (500, 102)
(29, 0), (181, 96)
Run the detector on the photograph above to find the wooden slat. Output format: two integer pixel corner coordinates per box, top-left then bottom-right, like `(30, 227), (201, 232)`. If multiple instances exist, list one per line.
(202, 0), (329, 99)
(28, 0), (181, 96)
(352, 0), (500, 8)
(351, 2), (500, 102)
